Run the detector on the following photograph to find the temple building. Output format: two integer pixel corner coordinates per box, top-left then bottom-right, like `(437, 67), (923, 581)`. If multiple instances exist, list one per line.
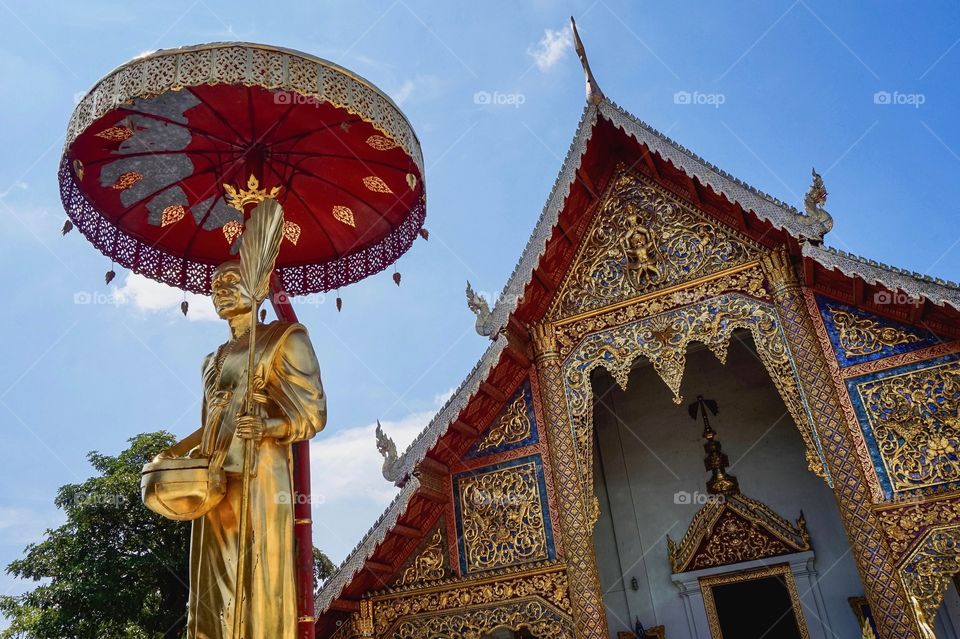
(313, 24), (960, 639)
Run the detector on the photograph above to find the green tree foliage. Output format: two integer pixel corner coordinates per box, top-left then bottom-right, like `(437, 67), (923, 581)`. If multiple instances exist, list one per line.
(0, 432), (190, 639)
(313, 547), (335, 593)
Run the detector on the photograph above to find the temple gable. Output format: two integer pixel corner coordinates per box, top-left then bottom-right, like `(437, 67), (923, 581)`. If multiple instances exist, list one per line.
(548, 166), (762, 322)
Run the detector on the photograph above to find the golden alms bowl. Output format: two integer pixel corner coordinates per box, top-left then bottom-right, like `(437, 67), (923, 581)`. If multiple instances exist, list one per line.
(141, 457), (226, 521)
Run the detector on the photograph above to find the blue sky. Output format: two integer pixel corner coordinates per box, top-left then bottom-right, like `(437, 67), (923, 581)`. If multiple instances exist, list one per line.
(1, 0), (959, 607)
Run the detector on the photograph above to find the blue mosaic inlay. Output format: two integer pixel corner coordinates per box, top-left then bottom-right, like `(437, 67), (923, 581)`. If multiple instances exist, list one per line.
(817, 296), (939, 368)
(846, 353), (960, 500)
(465, 381), (538, 459)
(452, 454), (556, 575)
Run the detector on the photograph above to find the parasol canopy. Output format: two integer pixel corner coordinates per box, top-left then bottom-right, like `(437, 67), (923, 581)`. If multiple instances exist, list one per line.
(60, 42), (426, 295)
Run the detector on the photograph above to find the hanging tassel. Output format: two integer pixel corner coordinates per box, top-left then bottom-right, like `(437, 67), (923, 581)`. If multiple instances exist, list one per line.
(104, 269), (116, 285)
(393, 272), (402, 286)
(336, 296), (343, 312)
(259, 308), (267, 323)
(180, 300), (189, 316)
(418, 228), (429, 241)
(61, 220), (74, 235)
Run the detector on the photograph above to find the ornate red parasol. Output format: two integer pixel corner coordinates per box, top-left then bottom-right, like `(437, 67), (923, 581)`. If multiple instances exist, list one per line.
(60, 42), (427, 639)
(60, 42), (425, 296)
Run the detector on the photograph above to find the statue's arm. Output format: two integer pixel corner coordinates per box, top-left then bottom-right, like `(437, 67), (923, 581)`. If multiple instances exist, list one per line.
(269, 326), (326, 444)
(156, 426), (204, 459)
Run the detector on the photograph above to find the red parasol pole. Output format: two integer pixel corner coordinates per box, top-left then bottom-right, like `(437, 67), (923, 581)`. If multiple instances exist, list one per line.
(269, 278), (316, 639)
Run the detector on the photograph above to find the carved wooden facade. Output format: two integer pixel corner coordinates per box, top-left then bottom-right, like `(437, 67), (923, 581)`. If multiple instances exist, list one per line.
(315, 92), (960, 639)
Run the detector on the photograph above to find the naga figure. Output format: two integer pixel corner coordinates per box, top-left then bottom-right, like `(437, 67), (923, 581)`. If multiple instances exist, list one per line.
(376, 420), (403, 484)
(143, 260), (326, 639)
(466, 281), (497, 338)
(801, 167), (834, 239)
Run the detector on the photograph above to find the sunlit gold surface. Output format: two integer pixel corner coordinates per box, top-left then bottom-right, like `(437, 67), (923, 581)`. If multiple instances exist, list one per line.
(356, 562), (573, 639)
(472, 391), (532, 455)
(548, 168), (759, 320)
(457, 459), (549, 574)
(149, 262), (326, 639)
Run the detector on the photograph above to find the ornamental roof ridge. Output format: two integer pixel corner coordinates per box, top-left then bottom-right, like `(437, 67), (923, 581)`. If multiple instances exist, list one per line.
(316, 335), (510, 613)
(485, 96), (840, 339)
(315, 477), (420, 613)
(382, 334), (509, 484)
(803, 243), (960, 311)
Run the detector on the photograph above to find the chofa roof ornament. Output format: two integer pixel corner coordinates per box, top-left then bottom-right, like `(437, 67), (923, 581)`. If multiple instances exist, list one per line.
(571, 17), (604, 105)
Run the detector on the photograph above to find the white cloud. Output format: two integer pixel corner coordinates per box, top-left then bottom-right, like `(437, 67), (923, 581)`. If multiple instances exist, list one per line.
(390, 79), (417, 106)
(309, 410), (430, 505)
(113, 273), (218, 322)
(528, 24), (573, 72)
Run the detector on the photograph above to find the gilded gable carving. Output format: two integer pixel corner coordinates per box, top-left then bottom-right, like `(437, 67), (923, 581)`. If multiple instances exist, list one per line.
(847, 356), (960, 497)
(549, 167), (760, 320)
(467, 382), (538, 458)
(453, 456), (554, 574)
(667, 493), (810, 573)
(395, 526), (448, 588)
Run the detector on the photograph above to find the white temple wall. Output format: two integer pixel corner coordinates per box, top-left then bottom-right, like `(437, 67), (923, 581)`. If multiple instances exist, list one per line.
(590, 333), (863, 639)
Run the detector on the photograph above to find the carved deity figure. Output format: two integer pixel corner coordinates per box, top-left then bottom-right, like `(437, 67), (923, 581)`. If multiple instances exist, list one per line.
(149, 261), (326, 639)
(622, 213), (659, 289)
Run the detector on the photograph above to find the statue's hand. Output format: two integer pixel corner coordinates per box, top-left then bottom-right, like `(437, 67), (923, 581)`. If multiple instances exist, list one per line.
(235, 414), (267, 442)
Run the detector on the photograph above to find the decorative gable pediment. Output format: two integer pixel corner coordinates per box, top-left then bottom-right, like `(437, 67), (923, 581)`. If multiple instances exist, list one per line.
(391, 522), (450, 588)
(667, 493), (810, 573)
(816, 297), (941, 367)
(548, 166), (762, 321)
(466, 381), (538, 459)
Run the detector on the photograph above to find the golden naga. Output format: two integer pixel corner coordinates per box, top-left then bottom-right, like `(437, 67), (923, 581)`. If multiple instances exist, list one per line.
(141, 201), (326, 639)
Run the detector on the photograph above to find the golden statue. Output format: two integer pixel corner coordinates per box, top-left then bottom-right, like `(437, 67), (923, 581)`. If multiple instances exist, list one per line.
(622, 213), (659, 289)
(143, 257), (326, 639)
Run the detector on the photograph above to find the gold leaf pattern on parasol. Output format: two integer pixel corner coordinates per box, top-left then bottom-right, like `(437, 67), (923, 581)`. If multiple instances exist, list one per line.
(282, 220), (301, 245)
(112, 171), (142, 191)
(406, 173), (417, 190)
(362, 176), (392, 193)
(161, 205), (186, 227)
(223, 174), (282, 212)
(332, 205), (355, 227)
(366, 135), (399, 151)
(222, 220), (243, 244)
(95, 126), (134, 142)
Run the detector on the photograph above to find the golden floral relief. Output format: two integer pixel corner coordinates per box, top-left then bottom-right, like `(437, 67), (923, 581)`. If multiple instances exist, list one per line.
(472, 390), (533, 455)
(397, 527), (447, 587)
(364, 563), (571, 638)
(853, 360), (960, 494)
(827, 306), (922, 358)
(549, 167), (760, 320)
(456, 460), (550, 574)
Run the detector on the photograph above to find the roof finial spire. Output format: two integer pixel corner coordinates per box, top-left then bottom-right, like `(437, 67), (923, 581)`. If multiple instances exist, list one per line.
(571, 17), (604, 104)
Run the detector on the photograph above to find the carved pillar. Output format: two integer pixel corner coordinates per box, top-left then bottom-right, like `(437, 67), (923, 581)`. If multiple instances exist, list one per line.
(349, 600), (374, 639)
(761, 247), (919, 639)
(531, 322), (609, 639)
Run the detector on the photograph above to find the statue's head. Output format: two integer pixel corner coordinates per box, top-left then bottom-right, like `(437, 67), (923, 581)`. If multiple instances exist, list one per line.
(211, 261), (253, 319)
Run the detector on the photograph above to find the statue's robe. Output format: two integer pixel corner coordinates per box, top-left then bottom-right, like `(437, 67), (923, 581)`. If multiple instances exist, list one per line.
(187, 321), (325, 639)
